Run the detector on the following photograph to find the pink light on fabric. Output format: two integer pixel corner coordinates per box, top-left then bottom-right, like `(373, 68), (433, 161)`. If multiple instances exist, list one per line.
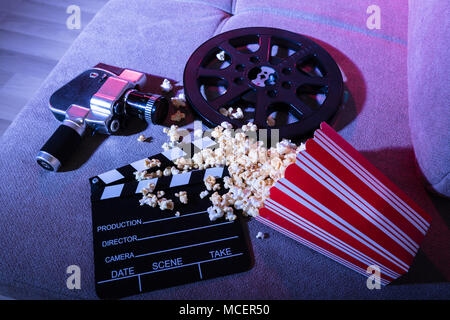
(257, 122), (431, 285)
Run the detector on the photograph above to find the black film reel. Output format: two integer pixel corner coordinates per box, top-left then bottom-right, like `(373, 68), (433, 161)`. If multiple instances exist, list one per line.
(183, 27), (343, 139)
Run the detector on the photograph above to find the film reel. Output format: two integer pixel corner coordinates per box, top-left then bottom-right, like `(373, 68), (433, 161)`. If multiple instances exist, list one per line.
(183, 27), (343, 138)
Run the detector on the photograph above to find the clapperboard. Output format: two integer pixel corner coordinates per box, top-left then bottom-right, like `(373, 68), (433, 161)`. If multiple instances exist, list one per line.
(89, 130), (252, 299)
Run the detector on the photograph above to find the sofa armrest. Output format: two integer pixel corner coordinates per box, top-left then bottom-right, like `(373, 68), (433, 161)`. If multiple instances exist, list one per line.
(408, 0), (450, 197)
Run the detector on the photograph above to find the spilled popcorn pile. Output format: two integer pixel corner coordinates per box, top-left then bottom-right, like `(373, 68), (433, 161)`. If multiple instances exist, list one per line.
(135, 121), (305, 222)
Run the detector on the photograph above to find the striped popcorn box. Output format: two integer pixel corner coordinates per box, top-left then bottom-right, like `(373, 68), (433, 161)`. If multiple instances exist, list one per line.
(256, 122), (431, 285)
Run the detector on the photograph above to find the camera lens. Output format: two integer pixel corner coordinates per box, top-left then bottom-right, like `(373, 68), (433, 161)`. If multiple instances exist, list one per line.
(124, 90), (168, 125)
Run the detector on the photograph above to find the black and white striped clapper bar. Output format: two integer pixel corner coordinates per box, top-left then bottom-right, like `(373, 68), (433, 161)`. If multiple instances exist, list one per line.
(89, 133), (218, 188)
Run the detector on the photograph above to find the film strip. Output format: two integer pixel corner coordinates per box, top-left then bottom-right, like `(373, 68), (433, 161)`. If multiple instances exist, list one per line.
(91, 166), (252, 299)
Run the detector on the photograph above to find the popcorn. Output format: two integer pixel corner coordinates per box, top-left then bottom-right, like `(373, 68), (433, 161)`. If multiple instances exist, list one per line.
(138, 120), (303, 219)
(173, 156), (193, 170)
(224, 207), (236, 221)
(223, 176), (233, 189)
(241, 122), (257, 132)
(220, 121), (233, 130)
(145, 158), (161, 169)
(139, 193), (158, 207)
(157, 190), (165, 198)
(216, 50), (226, 61)
(256, 231), (265, 239)
(170, 110), (186, 122)
(175, 211), (181, 217)
(160, 79), (173, 92)
(175, 191), (188, 204)
(163, 167), (172, 176)
(207, 206), (223, 221)
(219, 108), (229, 116)
(134, 170), (158, 181)
(276, 139), (298, 154)
(209, 192), (222, 206)
(230, 107), (244, 119)
(266, 116), (276, 127)
(190, 122), (300, 219)
(194, 129), (203, 139)
(140, 183), (156, 196)
(163, 125), (182, 143)
(297, 143), (306, 153)
(204, 175), (216, 191)
(137, 134), (146, 142)
(162, 142), (171, 151)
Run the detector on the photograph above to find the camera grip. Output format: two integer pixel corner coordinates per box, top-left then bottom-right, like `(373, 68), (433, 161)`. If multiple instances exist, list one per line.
(36, 123), (83, 171)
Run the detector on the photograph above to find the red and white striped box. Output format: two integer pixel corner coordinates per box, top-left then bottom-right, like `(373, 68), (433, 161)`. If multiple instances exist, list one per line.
(256, 122), (431, 285)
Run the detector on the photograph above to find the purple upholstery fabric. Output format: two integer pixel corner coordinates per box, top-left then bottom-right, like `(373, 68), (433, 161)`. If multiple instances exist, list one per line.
(408, 0), (450, 197)
(0, 0), (448, 299)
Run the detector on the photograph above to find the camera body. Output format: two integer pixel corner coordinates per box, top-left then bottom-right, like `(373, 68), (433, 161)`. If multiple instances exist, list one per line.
(37, 67), (168, 171)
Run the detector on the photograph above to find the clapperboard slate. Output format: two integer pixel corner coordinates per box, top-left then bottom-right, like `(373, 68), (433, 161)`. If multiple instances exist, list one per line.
(90, 142), (252, 299)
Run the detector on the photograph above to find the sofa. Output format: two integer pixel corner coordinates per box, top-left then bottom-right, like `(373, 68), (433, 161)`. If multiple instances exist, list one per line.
(0, 0), (448, 299)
